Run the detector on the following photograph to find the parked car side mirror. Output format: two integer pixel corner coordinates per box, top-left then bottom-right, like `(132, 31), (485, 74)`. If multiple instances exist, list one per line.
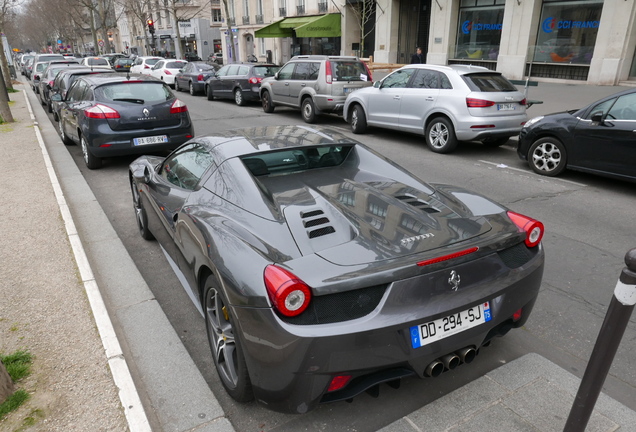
(51, 93), (62, 102)
(373, 80), (381, 89)
(590, 111), (604, 124)
(274, 72), (279, 80)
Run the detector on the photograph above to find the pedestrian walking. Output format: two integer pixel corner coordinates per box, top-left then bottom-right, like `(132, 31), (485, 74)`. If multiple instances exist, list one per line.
(411, 47), (424, 64)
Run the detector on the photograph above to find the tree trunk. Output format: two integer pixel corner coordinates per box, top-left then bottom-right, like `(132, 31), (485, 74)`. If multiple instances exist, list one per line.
(0, 64), (14, 123)
(0, 33), (14, 90)
(0, 360), (15, 404)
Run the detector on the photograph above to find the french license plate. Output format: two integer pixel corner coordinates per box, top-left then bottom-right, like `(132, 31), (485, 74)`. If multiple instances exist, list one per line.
(344, 87), (358, 94)
(410, 302), (492, 349)
(133, 135), (168, 146)
(497, 103), (516, 111)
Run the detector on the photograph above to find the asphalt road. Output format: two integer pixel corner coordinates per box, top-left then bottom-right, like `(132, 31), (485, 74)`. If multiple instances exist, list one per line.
(39, 88), (636, 431)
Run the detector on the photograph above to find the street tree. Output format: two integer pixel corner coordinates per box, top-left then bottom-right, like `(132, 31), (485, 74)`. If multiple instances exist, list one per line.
(114, 0), (153, 56)
(162, 0), (212, 59)
(346, 0), (383, 58)
(0, 0), (22, 90)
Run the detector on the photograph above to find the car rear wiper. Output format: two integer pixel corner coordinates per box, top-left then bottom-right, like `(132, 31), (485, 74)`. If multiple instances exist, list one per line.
(112, 98), (145, 104)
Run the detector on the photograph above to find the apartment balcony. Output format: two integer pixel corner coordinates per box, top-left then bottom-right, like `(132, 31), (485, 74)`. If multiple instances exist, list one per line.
(242, 15), (250, 25)
(255, 14), (264, 24)
(318, 1), (327, 12)
(296, 5), (305, 14)
(227, 17), (235, 26)
(279, 7), (286, 16)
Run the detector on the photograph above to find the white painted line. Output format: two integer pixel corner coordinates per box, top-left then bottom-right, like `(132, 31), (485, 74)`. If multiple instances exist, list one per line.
(24, 90), (152, 432)
(478, 160), (587, 187)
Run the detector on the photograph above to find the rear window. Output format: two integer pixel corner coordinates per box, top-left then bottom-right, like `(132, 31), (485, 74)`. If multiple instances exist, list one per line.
(145, 58), (162, 66)
(116, 59), (133, 65)
(462, 73), (517, 92)
(166, 61), (187, 68)
(95, 82), (172, 103)
(332, 61), (369, 82)
(253, 66), (280, 77)
(241, 145), (354, 177)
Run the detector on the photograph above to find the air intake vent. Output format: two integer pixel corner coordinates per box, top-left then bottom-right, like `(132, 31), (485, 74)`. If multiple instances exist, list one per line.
(395, 195), (440, 214)
(301, 209), (336, 238)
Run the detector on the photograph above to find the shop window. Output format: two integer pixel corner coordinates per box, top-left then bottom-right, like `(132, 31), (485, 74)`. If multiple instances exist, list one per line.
(454, 3), (503, 61)
(533, 0), (602, 65)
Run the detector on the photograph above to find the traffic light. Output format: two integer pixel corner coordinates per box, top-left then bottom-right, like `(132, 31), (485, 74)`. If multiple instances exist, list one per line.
(147, 19), (155, 34)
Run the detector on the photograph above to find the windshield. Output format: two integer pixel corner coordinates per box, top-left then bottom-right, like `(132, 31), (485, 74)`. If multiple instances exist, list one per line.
(96, 82), (173, 103)
(241, 145), (354, 176)
(253, 66), (280, 77)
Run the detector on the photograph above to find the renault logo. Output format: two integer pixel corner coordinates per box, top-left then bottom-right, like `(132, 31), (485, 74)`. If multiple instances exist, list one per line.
(142, 108), (150, 117)
(448, 270), (461, 291)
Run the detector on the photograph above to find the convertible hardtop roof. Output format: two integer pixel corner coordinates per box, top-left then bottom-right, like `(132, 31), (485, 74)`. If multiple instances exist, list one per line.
(195, 125), (359, 160)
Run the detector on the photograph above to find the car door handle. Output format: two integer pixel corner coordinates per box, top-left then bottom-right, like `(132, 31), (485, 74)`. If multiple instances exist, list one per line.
(301, 83), (306, 87)
(426, 97), (435, 101)
(285, 83), (289, 86)
(393, 96), (400, 100)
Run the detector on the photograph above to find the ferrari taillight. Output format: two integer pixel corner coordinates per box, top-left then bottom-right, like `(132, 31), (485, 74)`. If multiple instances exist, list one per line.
(170, 99), (188, 114)
(507, 211), (544, 248)
(264, 265), (312, 317)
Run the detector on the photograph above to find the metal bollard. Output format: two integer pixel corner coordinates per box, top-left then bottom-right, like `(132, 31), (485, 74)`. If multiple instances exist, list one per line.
(563, 248), (636, 432)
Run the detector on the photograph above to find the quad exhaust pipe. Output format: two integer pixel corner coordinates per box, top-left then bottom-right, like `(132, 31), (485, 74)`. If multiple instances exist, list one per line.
(423, 347), (478, 377)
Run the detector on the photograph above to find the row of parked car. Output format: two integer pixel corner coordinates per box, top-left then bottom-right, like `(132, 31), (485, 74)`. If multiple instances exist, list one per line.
(23, 52), (636, 182)
(179, 54), (635, 183)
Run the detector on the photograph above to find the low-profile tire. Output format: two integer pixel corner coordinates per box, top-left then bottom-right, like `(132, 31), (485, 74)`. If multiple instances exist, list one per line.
(301, 97), (317, 124)
(528, 137), (567, 177)
(261, 90), (275, 113)
(234, 88), (245, 106)
(425, 117), (458, 154)
(204, 277), (254, 403)
(350, 104), (367, 134)
(189, 81), (196, 95)
(482, 137), (510, 147)
(206, 85), (214, 101)
(130, 180), (154, 240)
(80, 135), (102, 169)
(59, 120), (73, 145)
(174, 79), (181, 92)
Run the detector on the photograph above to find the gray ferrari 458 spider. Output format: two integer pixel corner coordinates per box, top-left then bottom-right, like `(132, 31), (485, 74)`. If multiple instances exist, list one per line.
(129, 125), (545, 414)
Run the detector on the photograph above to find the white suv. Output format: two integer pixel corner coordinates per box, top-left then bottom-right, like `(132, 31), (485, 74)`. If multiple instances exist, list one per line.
(259, 55), (373, 123)
(343, 64), (528, 153)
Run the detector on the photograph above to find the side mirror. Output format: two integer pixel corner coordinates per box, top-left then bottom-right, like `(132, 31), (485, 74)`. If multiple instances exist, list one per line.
(590, 112), (604, 124)
(274, 72), (280, 80)
(51, 94), (62, 102)
(373, 80), (381, 89)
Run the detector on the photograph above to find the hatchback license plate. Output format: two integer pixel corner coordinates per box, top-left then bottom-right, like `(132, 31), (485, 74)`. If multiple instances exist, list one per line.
(497, 103), (516, 111)
(344, 87), (358, 94)
(134, 135), (168, 146)
(410, 302), (492, 349)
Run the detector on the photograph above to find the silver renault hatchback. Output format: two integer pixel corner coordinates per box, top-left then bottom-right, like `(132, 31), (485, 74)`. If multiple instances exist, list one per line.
(260, 55), (373, 123)
(343, 64), (528, 153)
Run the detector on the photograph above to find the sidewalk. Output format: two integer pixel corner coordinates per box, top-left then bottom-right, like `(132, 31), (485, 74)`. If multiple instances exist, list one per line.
(3, 79), (636, 432)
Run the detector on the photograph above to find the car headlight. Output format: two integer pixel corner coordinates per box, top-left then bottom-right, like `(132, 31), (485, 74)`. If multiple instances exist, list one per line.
(523, 116), (544, 128)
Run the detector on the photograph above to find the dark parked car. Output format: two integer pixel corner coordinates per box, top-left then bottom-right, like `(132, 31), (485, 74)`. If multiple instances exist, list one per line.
(38, 63), (85, 111)
(49, 67), (116, 120)
(53, 74), (194, 169)
(129, 125), (545, 414)
(174, 61), (219, 95)
(204, 62), (280, 105)
(518, 88), (636, 182)
(113, 58), (134, 72)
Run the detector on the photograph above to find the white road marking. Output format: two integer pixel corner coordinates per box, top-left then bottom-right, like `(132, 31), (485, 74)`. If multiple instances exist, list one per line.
(478, 160), (587, 187)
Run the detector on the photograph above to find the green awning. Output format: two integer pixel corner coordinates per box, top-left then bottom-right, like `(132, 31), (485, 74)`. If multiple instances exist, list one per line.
(255, 14), (341, 38)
